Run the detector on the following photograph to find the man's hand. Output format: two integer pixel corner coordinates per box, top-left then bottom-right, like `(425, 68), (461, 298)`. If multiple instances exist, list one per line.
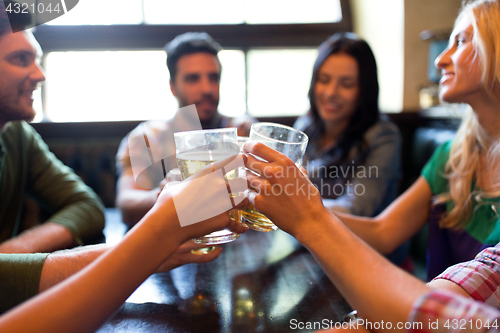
(116, 172), (163, 227)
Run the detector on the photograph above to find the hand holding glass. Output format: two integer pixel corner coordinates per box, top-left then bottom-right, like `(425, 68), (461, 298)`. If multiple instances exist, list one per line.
(174, 128), (241, 245)
(242, 123), (308, 232)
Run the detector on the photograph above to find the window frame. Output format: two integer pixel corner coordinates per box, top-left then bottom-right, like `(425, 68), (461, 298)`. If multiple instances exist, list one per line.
(33, 0), (352, 51)
(33, 0), (352, 120)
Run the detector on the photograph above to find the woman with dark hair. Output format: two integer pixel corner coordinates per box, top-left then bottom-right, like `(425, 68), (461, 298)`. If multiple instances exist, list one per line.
(294, 32), (402, 219)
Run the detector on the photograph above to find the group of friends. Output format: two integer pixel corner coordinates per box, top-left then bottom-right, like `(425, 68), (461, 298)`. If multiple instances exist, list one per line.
(1, 0), (500, 331)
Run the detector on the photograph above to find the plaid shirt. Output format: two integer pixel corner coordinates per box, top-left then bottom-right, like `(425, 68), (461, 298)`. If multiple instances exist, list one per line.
(408, 291), (500, 333)
(434, 246), (500, 308)
(407, 245), (500, 332)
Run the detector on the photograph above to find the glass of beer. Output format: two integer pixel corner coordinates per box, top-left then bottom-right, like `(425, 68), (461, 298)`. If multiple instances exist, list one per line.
(241, 122), (308, 232)
(174, 128), (241, 245)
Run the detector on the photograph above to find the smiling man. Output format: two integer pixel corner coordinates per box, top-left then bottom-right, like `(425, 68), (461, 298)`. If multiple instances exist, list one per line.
(116, 32), (255, 227)
(0, 2), (105, 254)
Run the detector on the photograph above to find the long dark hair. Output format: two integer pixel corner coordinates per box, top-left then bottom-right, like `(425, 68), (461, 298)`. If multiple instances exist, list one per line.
(307, 32), (380, 161)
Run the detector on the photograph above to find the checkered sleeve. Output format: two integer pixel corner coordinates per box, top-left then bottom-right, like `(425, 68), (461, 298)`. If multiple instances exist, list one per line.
(432, 246), (500, 308)
(408, 290), (500, 333)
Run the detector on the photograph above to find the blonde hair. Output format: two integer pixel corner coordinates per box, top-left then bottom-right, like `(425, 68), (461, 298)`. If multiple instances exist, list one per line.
(436, 0), (500, 228)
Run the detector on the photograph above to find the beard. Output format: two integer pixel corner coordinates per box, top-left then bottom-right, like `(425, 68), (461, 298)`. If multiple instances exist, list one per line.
(177, 94), (218, 120)
(0, 91), (36, 125)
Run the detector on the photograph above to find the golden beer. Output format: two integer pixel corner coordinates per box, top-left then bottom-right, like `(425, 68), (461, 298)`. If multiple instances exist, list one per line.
(174, 127), (240, 247)
(241, 123), (308, 232)
(176, 150), (240, 242)
(176, 150), (235, 179)
(240, 203), (278, 232)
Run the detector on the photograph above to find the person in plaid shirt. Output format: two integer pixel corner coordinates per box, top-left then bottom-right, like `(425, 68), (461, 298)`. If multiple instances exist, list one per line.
(408, 246), (500, 333)
(433, 246), (500, 309)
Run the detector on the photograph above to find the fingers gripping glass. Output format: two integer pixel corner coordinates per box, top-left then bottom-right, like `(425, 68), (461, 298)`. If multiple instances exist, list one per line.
(174, 128), (242, 246)
(242, 122), (308, 232)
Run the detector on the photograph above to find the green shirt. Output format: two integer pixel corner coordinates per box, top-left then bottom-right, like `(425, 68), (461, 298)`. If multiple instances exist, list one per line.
(421, 141), (500, 244)
(0, 253), (49, 313)
(0, 121), (105, 312)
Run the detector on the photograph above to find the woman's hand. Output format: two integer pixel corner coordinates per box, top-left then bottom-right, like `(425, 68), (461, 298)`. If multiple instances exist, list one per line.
(155, 240), (224, 272)
(151, 153), (249, 243)
(243, 142), (328, 238)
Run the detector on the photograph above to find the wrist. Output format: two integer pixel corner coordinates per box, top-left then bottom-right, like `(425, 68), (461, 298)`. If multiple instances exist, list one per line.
(145, 190), (215, 246)
(141, 196), (186, 248)
(293, 207), (332, 247)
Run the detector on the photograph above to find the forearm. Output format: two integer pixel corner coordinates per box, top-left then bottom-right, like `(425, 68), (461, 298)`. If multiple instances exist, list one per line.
(332, 177), (432, 255)
(322, 175), (396, 218)
(40, 241), (225, 294)
(426, 279), (472, 298)
(0, 206), (183, 333)
(331, 211), (395, 254)
(0, 223), (75, 254)
(39, 244), (110, 292)
(323, 199), (350, 214)
(298, 213), (430, 331)
(243, 142), (430, 332)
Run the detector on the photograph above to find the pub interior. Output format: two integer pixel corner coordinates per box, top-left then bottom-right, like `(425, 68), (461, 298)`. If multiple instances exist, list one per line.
(2, 0), (490, 332)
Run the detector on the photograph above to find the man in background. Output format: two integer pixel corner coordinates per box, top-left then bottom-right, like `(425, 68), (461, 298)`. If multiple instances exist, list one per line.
(0, 3), (105, 254)
(116, 32), (255, 227)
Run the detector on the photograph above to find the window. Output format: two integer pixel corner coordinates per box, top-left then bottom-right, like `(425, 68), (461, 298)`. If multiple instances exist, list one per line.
(43, 50), (247, 122)
(44, 0), (143, 25)
(247, 49), (317, 117)
(244, 0), (342, 24)
(44, 51), (174, 122)
(143, 0), (246, 25)
(46, 0), (342, 26)
(33, 0), (351, 122)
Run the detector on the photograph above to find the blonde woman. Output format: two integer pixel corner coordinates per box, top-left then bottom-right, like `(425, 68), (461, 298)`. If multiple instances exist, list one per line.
(324, 0), (500, 281)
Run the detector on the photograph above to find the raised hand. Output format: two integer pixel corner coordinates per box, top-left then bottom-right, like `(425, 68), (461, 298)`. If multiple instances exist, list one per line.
(243, 142), (327, 238)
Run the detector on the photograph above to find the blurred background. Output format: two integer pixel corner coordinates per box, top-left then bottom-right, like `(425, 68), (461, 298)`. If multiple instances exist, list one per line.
(28, 0), (464, 212)
(31, 0), (464, 123)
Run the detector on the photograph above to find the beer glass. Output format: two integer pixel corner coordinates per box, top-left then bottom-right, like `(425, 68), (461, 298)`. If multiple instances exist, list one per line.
(237, 136), (249, 149)
(174, 128), (241, 245)
(241, 123), (308, 232)
(229, 137), (249, 223)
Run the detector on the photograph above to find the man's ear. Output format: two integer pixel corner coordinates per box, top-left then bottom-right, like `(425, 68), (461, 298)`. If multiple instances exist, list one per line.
(170, 79), (177, 97)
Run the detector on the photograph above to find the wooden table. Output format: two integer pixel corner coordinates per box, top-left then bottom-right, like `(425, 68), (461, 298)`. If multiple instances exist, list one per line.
(97, 209), (352, 333)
